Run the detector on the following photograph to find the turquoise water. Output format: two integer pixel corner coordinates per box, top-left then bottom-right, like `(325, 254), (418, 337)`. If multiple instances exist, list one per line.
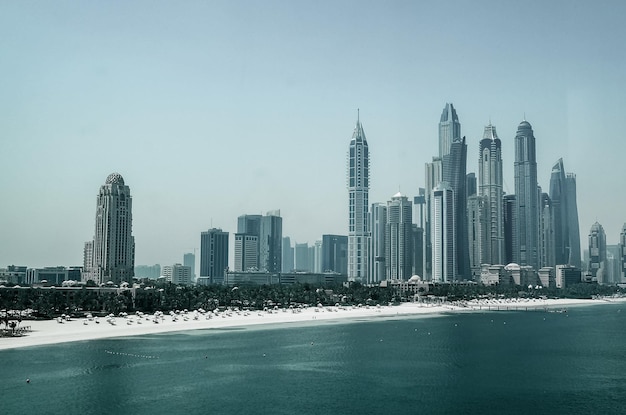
(2, 303), (626, 415)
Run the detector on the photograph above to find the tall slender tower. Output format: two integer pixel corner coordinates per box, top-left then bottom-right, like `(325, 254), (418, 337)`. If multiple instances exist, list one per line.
(347, 112), (370, 282)
(431, 183), (456, 282)
(369, 202), (387, 284)
(549, 159), (568, 266)
(443, 136), (469, 279)
(439, 103), (461, 158)
(83, 172), (135, 285)
(513, 120), (539, 269)
(618, 223), (626, 283)
(565, 173), (581, 268)
(479, 124), (504, 266)
(260, 210), (282, 273)
(423, 158), (443, 280)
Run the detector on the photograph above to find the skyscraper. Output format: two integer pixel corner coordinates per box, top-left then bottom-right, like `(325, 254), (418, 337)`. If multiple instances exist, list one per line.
(259, 210), (282, 273)
(503, 194), (517, 265)
(565, 173), (581, 268)
(83, 172), (135, 285)
(347, 112), (370, 282)
(479, 124), (504, 266)
(588, 222), (607, 283)
(234, 233), (258, 271)
(431, 183), (456, 283)
(281, 236), (294, 273)
(200, 228), (229, 284)
(539, 192), (555, 268)
(369, 202), (387, 284)
(385, 192), (413, 280)
(295, 242), (310, 272)
(549, 159), (568, 266)
(619, 223), (626, 283)
(467, 193), (487, 278)
(183, 252), (195, 282)
(513, 120), (540, 269)
(439, 103), (461, 158)
(443, 136), (469, 279)
(321, 234), (348, 275)
(423, 157), (443, 280)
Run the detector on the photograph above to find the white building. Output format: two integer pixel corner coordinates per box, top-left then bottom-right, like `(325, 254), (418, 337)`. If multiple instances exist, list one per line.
(431, 183), (455, 283)
(162, 264), (192, 285)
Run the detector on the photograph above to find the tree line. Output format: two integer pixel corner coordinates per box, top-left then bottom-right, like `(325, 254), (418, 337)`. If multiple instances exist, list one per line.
(0, 282), (622, 319)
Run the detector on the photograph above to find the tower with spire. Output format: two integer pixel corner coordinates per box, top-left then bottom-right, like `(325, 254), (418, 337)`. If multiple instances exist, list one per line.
(347, 111), (370, 282)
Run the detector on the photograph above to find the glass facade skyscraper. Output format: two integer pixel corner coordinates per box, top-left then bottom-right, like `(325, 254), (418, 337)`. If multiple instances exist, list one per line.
(439, 103), (461, 158)
(565, 173), (581, 268)
(200, 228), (229, 284)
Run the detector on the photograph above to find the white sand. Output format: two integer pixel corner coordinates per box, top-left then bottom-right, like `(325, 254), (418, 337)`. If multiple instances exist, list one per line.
(1, 297), (623, 351)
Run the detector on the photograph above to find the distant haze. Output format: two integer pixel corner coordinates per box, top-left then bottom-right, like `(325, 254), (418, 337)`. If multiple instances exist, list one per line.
(1, 1), (625, 268)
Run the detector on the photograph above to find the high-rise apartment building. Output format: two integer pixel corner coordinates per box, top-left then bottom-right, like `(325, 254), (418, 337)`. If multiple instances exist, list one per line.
(503, 194), (517, 265)
(467, 194), (487, 279)
(424, 157), (443, 280)
(200, 228), (229, 284)
(347, 113), (370, 282)
(513, 120), (540, 269)
(539, 192), (555, 268)
(321, 234), (348, 276)
(83, 172), (135, 285)
(162, 263), (192, 285)
(234, 233), (259, 271)
(479, 124), (504, 266)
(431, 183), (456, 282)
(385, 192), (413, 280)
(369, 203), (387, 284)
(587, 222), (606, 283)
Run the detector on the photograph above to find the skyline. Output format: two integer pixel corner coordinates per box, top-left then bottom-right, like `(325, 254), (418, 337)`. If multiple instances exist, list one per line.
(2, 1), (626, 268)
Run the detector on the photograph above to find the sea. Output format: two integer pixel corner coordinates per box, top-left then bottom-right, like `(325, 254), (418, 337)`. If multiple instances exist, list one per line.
(2, 302), (626, 415)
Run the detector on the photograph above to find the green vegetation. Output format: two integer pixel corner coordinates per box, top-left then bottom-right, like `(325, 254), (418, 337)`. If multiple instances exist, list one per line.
(0, 282), (622, 318)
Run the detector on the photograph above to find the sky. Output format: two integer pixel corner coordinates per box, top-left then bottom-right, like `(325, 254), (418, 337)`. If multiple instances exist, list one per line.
(1, 0), (626, 269)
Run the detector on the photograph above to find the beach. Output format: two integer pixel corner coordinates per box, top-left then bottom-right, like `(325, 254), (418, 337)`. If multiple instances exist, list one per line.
(1, 297), (622, 351)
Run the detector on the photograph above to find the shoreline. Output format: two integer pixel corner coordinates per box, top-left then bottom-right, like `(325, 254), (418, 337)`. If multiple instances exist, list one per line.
(1, 297), (624, 351)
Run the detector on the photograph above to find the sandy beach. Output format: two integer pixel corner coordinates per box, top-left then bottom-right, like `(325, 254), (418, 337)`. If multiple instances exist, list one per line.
(1, 297), (623, 351)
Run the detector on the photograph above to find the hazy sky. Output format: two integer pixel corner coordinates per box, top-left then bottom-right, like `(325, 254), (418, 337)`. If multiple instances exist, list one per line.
(2, 0), (625, 268)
